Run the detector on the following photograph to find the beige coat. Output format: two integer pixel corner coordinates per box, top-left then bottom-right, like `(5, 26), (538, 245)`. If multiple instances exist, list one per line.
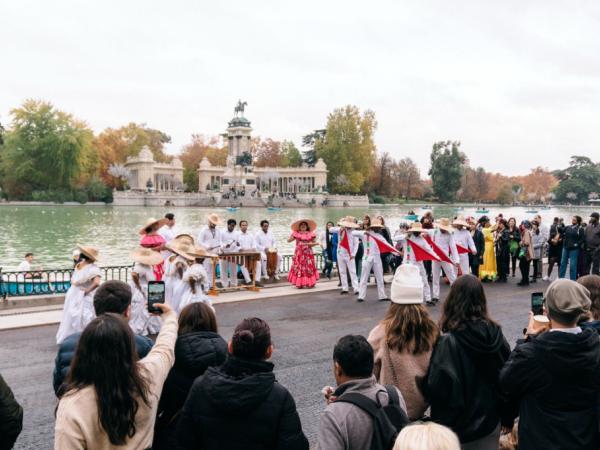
(368, 323), (432, 421)
(520, 229), (535, 261)
(54, 311), (178, 450)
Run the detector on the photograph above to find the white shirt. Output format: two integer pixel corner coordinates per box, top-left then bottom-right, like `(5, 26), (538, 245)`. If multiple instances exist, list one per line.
(197, 227), (222, 252)
(352, 230), (383, 261)
(220, 229), (240, 254)
(255, 230), (277, 255)
(17, 261), (32, 271)
(453, 229), (477, 254)
(158, 225), (176, 243)
(331, 227), (358, 257)
(431, 230), (459, 264)
(238, 231), (257, 251)
(403, 234), (435, 265)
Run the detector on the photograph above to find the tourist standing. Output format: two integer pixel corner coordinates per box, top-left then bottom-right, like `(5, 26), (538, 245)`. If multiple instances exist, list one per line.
(584, 212), (600, 275)
(430, 218), (459, 303)
(500, 279), (600, 450)
(534, 214), (549, 279)
(517, 221), (534, 286)
(177, 318), (309, 450)
(452, 216), (477, 276)
(368, 264), (439, 421)
(423, 275), (510, 449)
(320, 221), (335, 280)
(255, 219), (282, 281)
(17, 252), (40, 277)
(55, 303), (177, 449)
(178, 246), (215, 312)
(559, 215), (585, 280)
(469, 217), (485, 277)
(153, 303), (227, 450)
(544, 217), (563, 281)
(353, 218), (391, 302)
(237, 220), (262, 287)
(139, 217), (168, 280)
(478, 216), (497, 281)
(530, 220), (544, 283)
(287, 219), (320, 289)
(494, 219), (510, 283)
(197, 214), (223, 289)
(56, 245), (102, 344)
(507, 218), (521, 277)
(220, 218), (241, 288)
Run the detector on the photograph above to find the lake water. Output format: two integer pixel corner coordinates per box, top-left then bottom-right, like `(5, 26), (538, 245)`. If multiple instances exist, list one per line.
(0, 204), (597, 269)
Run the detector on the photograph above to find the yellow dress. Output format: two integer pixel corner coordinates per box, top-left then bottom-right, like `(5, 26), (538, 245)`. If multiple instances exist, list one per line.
(479, 227), (497, 280)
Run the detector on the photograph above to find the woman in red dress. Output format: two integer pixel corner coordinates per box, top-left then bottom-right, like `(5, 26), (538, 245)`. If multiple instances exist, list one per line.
(139, 217), (168, 280)
(287, 219), (320, 288)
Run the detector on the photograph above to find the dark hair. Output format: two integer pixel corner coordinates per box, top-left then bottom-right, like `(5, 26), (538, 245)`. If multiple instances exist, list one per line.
(478, 216), (489, 225)
(25, 252), (33, 258)
(240, 220), (248, 226)
(498, 219), (508, 227)
(227, 219), (237, 226)
(231, 318), (271, 360)
(178, 302), (218, 335)
(439, 275), (498, 332)
(333, 335), (373, 378)
(260, 220), (269, 227)
(165, 213), (174, 221)
(62, 314), (150, 445)
(578, 275), (600, 321)
(574, 215), (582, 225)
(298, 221), (309, 230)
(79, 253), (93, 263)
(144, 226), (153, 234)
(508, 217), (516, 227)
(382, 304), (439, 354)
(93, 281), (132, 316)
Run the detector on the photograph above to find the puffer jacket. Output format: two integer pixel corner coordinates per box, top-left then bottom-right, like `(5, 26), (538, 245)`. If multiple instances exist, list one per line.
(0, 373), (23, 450)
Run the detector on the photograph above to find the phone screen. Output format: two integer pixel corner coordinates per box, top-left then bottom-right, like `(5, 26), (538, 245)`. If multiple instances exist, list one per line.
(148, 281), (165, 314)
(531, 292), (544, 316)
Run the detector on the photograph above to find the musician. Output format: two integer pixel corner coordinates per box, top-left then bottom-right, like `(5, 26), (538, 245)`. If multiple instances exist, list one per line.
(351, 218), (390, 303)
(430, 218), (459, 305)
(254, 220), (281, 281)
(220, 219), (241, 288)
(452, 216), (477, 276)
(329, 217), (360, 295)
(238, 220), (262, 287)
(196, 213), (222, 289)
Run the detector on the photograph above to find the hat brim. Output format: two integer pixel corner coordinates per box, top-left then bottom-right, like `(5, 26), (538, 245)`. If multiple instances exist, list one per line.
(452, 220), (470, 227)
(291, 219), (317, 232)
(139, 218), (167, 235)
(338, 220), (360, 229)
(76, 244), (99, 262)
(130, 249), (164, 266)
(208, 215), (222, 225)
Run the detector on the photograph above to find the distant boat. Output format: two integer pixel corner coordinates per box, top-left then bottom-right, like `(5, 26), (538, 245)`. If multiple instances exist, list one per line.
(540, 206), (551, 210)
(267, 207), (281, 211)
(526, 210), (539, 214)
(453, 207), (464, 212)
(475, 208), (490, 214)
(404, 214), (419, 221)
(226, 207), (239, 212)
(421, 205), (432, 210)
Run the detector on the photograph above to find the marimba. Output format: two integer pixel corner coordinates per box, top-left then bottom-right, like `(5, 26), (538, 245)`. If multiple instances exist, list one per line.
(208, 251), (261, 296)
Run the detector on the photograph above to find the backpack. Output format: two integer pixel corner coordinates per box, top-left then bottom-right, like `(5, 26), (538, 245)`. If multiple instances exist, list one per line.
(336, 385), (409, 450)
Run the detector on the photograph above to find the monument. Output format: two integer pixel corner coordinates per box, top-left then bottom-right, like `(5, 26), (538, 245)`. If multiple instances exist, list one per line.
(197, 101), (328, 195)
(123, 146), (184, 192)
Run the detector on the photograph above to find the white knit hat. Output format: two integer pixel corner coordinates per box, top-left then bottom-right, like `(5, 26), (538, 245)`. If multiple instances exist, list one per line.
(391, 264), (423, 304)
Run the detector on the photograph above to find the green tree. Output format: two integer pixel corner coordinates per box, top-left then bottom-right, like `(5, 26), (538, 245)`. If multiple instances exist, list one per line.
(1, 99), (94, 198)
(301, 129), (325, 166)
(428, 140), (466, 202)
(316, 106), (377, 193)
(496, 184), (513, 205)
(281, 140), (302, 167)
(553, 156), (600, 203)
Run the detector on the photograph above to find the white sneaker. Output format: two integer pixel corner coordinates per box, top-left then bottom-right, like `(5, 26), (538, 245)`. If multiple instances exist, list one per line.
(542, 276), (549, 281)
(274, 274), (281, 281)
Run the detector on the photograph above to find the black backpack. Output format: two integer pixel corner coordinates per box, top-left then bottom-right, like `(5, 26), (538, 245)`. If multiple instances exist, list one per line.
(337, 385), (409, 450)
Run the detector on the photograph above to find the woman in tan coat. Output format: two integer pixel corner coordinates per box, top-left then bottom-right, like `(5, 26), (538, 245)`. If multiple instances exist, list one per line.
(517, 220), (535, 286)
(368, 264), (439, 421)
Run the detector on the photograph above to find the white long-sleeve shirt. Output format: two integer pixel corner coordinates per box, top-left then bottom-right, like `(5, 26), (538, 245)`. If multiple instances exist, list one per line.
(352, 230), (383, 261)
(254, 230), (277, 256)
(431, 230), (459, 264)
(197, 227), (221, 252)
(403, 234), (436, 265)
(220, 229), (240, 254)
(330, 227), (359, 257)
(238, 231), (257, 251)
(453, 229), (476, 254)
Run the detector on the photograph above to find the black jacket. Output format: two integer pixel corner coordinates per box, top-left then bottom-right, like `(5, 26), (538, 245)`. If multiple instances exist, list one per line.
(423, 320), (510, 443)
(153, 331), (227, 450)
(53, 331), (153, 396)
(177, 356), (308, 450)
(500, 329), (600, 450)
(0, 373), (23, 450)
(585, 222), (600, 250)
(469, 229), (485, 265)
(563, 224), (585, 250)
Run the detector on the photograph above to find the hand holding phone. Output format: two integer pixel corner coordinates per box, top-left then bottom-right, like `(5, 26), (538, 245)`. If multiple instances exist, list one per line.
(148, 281), (165, 314)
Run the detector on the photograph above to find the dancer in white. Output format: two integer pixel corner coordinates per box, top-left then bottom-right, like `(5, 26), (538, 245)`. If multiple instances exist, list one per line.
(55, 245), (102, 344)
(430, 218), (459, 304)
(220, 219), (240, 288)
(196, 213), (222, 289)
(402, 222), (437, 304)
(330, 216), (360, 295)
(157, 213), (177, 258)
(452, 216), (477, 276)
(352, 218), (389, 302)
(128, 248), (163, 336)
(254, 219), (282, 281)
(238, 220), (262, 286)
(164, 237), (194, 308)
(178, 246), (216, 313)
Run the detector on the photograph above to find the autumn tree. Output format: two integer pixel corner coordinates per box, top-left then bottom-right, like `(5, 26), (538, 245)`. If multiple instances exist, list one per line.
(253, 138), (283, 167)
(429, 140), (466, 202)
(179, 134), (227, 191)
(316, 105), (377, 193)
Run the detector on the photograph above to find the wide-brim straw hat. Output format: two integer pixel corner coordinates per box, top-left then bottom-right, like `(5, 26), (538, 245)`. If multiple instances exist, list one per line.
(207, 213), (222, 226)
(188, 245), (218, 259)
(337, 216), (360, 229)
(139, 217), (167, 235)
(407, 222), (424, 233)
(452, 215), (470, 228)
(435, 218), (453, 232)
(291, 219), (317, 232)
(130, 247), (164, 266)
(174, 233), (195, 246)
(76, 244), (99, 262)
(165, 241), (196, 261)
(368, 218), (384, 229)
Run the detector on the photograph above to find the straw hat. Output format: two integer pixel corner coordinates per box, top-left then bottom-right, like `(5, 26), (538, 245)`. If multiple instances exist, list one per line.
(452, 215), (470, 228)
(391, 265), (423, 304)
(207, 213), (222, 226)
(76, 244), (99, 262)
(130, 247), (164, 266)
(139, 217), (167, 235)
(291, 219), (317, 232)
(174, 233), (195, 245)
(165, 241), (195, 261)
(338, 216), (360, 229)
(435, 218), (453, 232)
(188, 245), (218, 259)
(407, 222), (424, 234)
(368, 218), (384, 229)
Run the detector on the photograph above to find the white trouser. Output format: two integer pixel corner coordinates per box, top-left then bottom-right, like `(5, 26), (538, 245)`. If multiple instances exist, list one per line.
(337, 252), (358, 292)
(458, 254), (470, 276)
(432, 261), (457, 299)
(220, 257), (237, 287)
(358, 257), (387, 300)
(260, 253), (282, 277)
(409, 262), (431, 302)
(203, 259), (214, 289)
(241, 261), (262, 283)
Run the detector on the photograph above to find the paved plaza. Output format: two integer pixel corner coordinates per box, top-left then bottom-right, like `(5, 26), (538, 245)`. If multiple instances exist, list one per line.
(1, 278), (541, 449)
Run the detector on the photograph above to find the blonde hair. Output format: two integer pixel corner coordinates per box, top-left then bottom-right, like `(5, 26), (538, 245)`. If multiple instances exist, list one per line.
(393, 422), (460, 450)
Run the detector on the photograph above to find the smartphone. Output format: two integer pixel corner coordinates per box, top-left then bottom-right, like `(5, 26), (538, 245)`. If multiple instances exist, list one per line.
(531, 292), (544, 316)
(147, 281), (165, 314)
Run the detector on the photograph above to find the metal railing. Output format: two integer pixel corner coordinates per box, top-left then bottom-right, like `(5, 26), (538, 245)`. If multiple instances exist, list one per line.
(1, 254), (324, 299)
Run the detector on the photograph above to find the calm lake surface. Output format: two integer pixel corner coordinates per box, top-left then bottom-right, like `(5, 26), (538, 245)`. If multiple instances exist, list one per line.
(0, 204), (597, 269)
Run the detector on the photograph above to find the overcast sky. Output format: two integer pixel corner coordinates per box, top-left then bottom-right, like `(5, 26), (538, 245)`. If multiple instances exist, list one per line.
(1, 1), (599, 176)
